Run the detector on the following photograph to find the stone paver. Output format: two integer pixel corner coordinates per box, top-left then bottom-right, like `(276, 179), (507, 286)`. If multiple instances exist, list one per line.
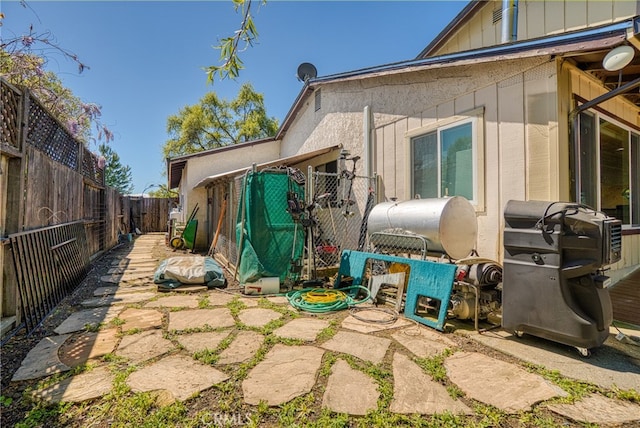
(93, 285), (156, 296)
(322, 359), (379, 415)
(273, 318), (330, 342)
(242, 344), (324, 406)
(164, 285), (208, 293)
(111, 259), (159, 268)
(176, 331), (232, 354)
(113, 254), (155, 262)
(321, 330), (391, 364)
(469, 329), (640, 391)
(100, 271), (154, 284)
(81, 291), (156, 308)
(144, 294), (201, 309)
(391, 326), (456, 358)
(237, 308), (281, 328)
(116, 330), (174, 363)
(547, 393), (640, 425)
(206, 291), (236, 306)
(267, 296), (289, 305)
(107, 266), (156, 275)
(127, 354), (229, 401)
(54, 306), (123, 334)
(118, 307), (163, 331)
(390, 352), (471, 415)
(169, 308), (236, 331)
(341, 310), (412, 333)
(59, 329), (119, 367)
(445, 351), (567, 413)
(238, 297), (260, 307)
(12, 334), (72, 381)
(32, 366), (114, 404)
(217, 331), (264, 364)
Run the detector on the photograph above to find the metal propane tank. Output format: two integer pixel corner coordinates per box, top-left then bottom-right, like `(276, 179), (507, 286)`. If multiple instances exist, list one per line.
(366, 196), (477, 260)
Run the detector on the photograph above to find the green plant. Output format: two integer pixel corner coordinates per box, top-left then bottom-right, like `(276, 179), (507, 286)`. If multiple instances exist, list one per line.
(610, 386), (640, 403)
(523, 363), (595, 400)
(414, 350), (453, 383)
(193, 348), (219, 365)
(110, 317), (125, 327)
(84, 322), (103, 332)
(198, 295), (209, 308)
(474, 402), (507, 427)
(278, 393), (316, 426)
(316, 319), (340, 342)
(227, 297), (246, 316)
(0, 395), (13, 406)
(15, 401), (73, 428)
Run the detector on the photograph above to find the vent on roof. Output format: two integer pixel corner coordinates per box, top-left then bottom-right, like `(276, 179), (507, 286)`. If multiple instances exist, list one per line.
(492, 8), (502, 24)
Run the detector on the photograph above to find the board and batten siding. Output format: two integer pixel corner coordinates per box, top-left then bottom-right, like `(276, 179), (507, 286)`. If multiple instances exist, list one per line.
(373, 60), (559, 263)
(431, 0), (638, 56)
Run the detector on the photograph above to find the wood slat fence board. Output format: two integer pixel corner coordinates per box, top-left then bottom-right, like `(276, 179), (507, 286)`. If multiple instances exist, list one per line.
(8, 222), (90, 332)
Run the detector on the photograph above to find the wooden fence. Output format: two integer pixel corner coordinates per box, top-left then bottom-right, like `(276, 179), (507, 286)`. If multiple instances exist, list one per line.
(8, 222), (90, 332)
(0, 78), (170, 335)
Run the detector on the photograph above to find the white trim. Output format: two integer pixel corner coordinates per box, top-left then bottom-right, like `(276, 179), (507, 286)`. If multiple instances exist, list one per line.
(405, 107), (485, 211)
(579, 109), (639, 227)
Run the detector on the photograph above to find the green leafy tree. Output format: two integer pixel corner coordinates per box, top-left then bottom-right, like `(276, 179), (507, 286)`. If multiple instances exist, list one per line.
(148, 185), (178, 198)
(206, 0), (265, 83)
(99, 144), (134, 194)
(1, 11), (112, 144)
(163, 83), (278, 158)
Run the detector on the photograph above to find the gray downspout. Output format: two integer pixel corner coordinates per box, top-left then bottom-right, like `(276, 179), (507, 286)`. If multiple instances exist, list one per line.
(363, 105), (373, 178)
(501, 0), (519, 44)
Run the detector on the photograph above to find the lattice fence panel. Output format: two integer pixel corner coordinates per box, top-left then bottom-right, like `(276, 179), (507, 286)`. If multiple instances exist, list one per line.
(1, 79), (22, 149)
(81, 146), (104, 186)
(26, 96), (80, 171)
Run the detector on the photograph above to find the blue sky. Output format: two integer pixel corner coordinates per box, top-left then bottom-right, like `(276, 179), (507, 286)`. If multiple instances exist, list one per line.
(2, 1), (467, 193)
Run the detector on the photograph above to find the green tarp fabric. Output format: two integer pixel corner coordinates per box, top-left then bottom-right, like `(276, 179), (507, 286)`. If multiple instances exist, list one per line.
(236, 169), (305, 284)
(154, 256), (226, 289)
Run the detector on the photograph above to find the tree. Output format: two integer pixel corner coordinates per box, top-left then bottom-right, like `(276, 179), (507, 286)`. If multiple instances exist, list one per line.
(206, 0), (265, 84)
(163, 83), (278, 159)
(149, 185), (178, 199)
(99, 144), (134, 194)
(1, 9), (112, 144)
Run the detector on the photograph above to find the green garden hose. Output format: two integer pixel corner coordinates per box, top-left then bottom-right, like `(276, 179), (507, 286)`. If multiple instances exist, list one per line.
(285, 286), (371, 313)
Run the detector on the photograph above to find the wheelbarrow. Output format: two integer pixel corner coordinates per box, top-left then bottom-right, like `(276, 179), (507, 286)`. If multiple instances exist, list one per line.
(170, 203), (199, 250)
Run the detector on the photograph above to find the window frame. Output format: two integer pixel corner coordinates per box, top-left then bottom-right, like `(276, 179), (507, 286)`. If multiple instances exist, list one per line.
(405, 107), (485, 211)
(575, 109), (639, 228)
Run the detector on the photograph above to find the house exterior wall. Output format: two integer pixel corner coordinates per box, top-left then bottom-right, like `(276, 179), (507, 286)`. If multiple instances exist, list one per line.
(177, 140), (280, 249)
(432, 0), (638, 56)
(370, 59), (559, 262)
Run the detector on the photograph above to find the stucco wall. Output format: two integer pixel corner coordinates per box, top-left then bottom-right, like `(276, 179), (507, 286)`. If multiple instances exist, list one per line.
(433, 0), (638, 56)
(178, 140), (281, 249)
(279, 56), (557, 263)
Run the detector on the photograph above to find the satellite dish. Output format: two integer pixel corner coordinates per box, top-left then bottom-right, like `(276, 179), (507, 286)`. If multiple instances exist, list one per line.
(296, 62), (317, 82)
(602, 45), (635, 71)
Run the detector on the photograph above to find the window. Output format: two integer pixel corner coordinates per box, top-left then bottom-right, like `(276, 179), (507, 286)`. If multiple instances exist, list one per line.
(575, 111), (640, 227)
(315, 89), (321, 112)
(410, 118), (478, 204)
